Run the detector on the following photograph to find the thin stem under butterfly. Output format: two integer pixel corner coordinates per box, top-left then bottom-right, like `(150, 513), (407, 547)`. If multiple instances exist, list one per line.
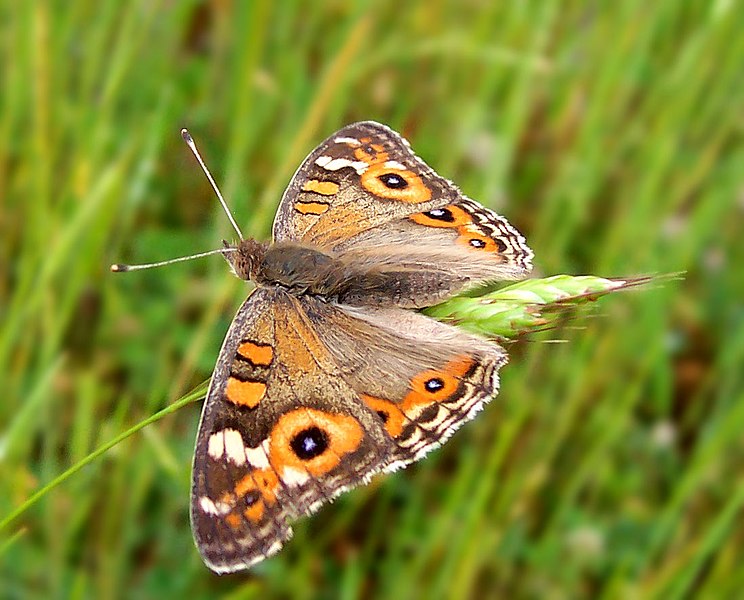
(110, 129), (242, 273)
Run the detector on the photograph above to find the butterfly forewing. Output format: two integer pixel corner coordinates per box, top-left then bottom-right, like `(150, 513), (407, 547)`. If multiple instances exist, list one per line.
(272, 121), (532, 285)
(191, 290), (394, 573)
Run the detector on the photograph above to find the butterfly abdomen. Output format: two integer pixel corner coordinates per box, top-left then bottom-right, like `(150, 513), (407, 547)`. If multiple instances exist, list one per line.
(250, 242), (345, 295)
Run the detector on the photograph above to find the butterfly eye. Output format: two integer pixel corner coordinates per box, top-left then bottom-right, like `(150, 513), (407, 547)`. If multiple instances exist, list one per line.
(290, 426), (329, 459)
(377, 172), (408, 189)
(424, 377), (445, 393)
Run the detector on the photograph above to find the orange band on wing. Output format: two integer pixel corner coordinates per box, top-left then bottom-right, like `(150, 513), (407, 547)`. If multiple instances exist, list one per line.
(237, 341), (274, 366)
(225, 513), (242, 529)
(302, 179), (340, 195)
(295, 201), (330, 215)
(225, 377), (266, 408)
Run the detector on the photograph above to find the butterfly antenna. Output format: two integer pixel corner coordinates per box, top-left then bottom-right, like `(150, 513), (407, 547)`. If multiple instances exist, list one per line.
(181, 128), (244, 240)
(111, 248), (236, 273)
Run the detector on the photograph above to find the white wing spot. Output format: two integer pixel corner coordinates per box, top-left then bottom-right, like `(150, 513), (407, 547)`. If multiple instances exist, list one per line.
(280, 466), (310, 487)
(265, 540), (284, 557)
(207, 431), (225, 460)
(383, 160), (407, 170)
(200, 496), (231, 515)
(244, 443), (271, 470)
(334, 136), (361, 146)
(223, 429), (247, 466)
(314, 156), (368, 174)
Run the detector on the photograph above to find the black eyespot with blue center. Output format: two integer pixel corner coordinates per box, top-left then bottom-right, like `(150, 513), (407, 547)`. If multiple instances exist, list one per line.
(469, 238), (487, 248)
(423, 208), (455, 222)
(424, 377), (445, 393)
(378, 173), (408, 189)
(290, 426), (329, 460)
(244, 490), (261, 506)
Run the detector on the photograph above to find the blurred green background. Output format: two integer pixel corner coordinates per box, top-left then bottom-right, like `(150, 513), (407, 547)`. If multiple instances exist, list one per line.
(2, 2), (743, 598)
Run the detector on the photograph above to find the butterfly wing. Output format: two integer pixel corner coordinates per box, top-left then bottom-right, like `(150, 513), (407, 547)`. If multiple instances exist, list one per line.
(301, 296), (507, 468)
(272, 121), (533, 303)
(191, 289), (393, 573)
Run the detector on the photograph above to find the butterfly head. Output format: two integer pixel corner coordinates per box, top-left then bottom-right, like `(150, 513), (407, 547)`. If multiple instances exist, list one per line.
(225, 238), (269, 281)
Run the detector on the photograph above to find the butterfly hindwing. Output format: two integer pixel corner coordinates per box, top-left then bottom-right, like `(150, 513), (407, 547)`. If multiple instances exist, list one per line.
(300, 296), (506, 468)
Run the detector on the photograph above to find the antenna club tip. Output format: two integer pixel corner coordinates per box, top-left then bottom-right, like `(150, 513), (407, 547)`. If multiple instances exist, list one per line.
(110, 264), (128, 272)
(181, 128), (193, 143)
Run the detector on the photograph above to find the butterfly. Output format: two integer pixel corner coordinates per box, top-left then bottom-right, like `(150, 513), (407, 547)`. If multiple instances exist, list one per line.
(187, 121), (533, 573)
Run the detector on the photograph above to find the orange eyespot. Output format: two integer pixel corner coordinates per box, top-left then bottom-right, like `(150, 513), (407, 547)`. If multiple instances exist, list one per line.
(361, 165), (431, 203)
(354, 143), (388, 164)
(457, 231), (497, 252)
(362, 395), (406, 438)
(410, 205), (471, 228)
(402, 356), (474, 411)
(225, 513), (242, 529)
(377, 172), (408, 189)
(411, 206), (508, 255)
(234, 469), (280, 505)
(244, 501), (264, 522)
(350, 141), (431, 202)
(222, 468), (281, 525)
(269, 408), (364, 476)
